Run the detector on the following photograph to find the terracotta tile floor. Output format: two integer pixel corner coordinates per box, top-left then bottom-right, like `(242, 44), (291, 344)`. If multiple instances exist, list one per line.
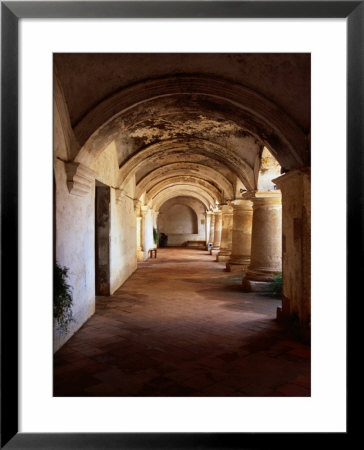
(54, 248), (310, 397)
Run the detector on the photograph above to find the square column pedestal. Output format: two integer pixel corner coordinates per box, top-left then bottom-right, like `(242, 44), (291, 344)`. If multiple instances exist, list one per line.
(273, 168), (311, 342)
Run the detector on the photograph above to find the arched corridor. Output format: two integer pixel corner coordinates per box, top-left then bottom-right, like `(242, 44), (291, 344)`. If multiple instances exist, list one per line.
(54, 248), (309, 397)
(54, 53), (311, 397)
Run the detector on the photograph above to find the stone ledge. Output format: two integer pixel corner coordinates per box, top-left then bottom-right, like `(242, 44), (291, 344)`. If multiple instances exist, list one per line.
(65, 162), (96, 197)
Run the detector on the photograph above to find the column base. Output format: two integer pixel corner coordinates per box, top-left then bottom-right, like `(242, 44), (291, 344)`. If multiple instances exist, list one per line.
(242, 279), (273, 292)
(211, 247), (220, 256)
(242, 268), (280, 292)
(226, 262), (249, 272)
(244, 268), (279, 282)
(277, 304), (311, 344)
(226, 256), (250, 272)
(216, 254), (230, 262)
(137, 248), (145, 262)
(216, 250), (231, 262)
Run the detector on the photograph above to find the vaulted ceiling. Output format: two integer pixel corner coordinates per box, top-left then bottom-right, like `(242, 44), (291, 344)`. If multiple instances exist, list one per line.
(55, 53), (310, 210)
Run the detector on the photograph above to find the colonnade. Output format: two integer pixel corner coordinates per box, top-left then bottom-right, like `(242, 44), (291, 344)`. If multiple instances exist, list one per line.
(205, 190), (282, 291)
(203, 169), (311, 338)
(134, 169), (310, 339)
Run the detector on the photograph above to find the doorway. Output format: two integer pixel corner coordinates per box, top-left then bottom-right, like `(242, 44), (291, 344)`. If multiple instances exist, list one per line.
(95, 181), (110, 296)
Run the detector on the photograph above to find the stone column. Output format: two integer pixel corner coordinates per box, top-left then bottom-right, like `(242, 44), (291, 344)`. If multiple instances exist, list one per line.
(205, 211), (213, 249)
(134, 200), (144, 262)
(152, 209), (159, 228)
(136, 216), (144, 261)
(216, 204), (234, 262)
(152, 209), (159, 248)
(140, 206), (149, 260)
(242, 191), (282, 291)
(211, 209), (222, 256)
(208, 212), (215, 253)
(273, 168), (311, 342)
(226, 199), (253, 272)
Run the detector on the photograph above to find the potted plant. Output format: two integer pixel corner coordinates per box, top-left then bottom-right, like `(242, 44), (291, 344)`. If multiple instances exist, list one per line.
(270, 273), (282, 297)
(54, 262), (74, 333)
(153, 227), (159, 248)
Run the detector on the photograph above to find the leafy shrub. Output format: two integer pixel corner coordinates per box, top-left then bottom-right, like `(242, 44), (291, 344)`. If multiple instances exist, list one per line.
(153, 227), (159, 245)
(54, 262), (74, 333)
(270, 273), (282, 296)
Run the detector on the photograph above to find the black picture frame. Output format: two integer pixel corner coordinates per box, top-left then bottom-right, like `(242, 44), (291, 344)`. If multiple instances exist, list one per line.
(1, 1), (357, 448)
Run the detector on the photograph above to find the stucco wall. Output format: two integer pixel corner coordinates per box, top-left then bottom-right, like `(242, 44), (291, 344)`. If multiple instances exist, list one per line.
(258, 147), (282, 191)
(54, 159), (96, 352)
(158, 196), (206, 246)
(54, 111), (138, 351)
(110, 188), (137, 294)
(54, 78), (97, 352)
(142, 208), (155, 258)
(163, 233), (205, 247)
(93, 144), (137, 293)
(160, 204), (198, 234)
(274, 168), (311, 339)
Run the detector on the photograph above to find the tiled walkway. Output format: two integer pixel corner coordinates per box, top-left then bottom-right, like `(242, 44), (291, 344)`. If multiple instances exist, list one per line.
(54, 248), (310, 396)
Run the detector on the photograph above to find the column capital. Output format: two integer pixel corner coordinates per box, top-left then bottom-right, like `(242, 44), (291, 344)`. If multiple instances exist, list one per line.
(134, 199), (142, 214)
(140, 205), (149, 217)
(220, 204), (234, 214)
(250, 190), (282, 206)
(65, 162), (96, 197)
(241, 189), (256, 200)
(231, 199), (253, 211)
(272, 167), (311, 190)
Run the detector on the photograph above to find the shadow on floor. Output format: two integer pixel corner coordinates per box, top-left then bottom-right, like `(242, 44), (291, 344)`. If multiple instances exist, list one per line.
(54, 248), (310, 397)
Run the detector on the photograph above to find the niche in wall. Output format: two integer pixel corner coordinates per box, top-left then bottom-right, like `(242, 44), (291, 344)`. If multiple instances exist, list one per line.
(159, 203), (198, 234)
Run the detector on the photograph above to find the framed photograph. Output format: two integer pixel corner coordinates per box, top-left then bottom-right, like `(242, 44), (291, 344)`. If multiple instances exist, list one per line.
(1, 1), (356, 448)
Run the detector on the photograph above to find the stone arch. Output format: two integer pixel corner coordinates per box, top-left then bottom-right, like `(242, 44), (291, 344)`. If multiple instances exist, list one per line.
(146, 176), (223, 206)
(73, 75), (308, 171)
(135, 162), (235, 200)
(118, 138), (255, 190)
(152, 187), (214, 211)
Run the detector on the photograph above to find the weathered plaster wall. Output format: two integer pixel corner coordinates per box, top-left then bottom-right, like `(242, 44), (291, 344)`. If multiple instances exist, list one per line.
(257, 147), (282, 191)
(160, 204), (197, 234)
(54, 54), (311, 133)
(142, 208), (155, 258)
(54, 158), (95, 352)
(93, 142), (137, 293)
(109, 187), (137, 293)
(54, 79), (96, 352)
(54, 126), (137, 351)
(274, 168), (311, 340)
(92, 141), (119, 186)
(158, 196), (206, 246)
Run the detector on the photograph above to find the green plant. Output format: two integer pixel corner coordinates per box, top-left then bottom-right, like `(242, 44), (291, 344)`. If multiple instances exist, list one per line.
(54, 262), (74, 333)
(270, 273), (282, 296)
(153, 227), (159, 245)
